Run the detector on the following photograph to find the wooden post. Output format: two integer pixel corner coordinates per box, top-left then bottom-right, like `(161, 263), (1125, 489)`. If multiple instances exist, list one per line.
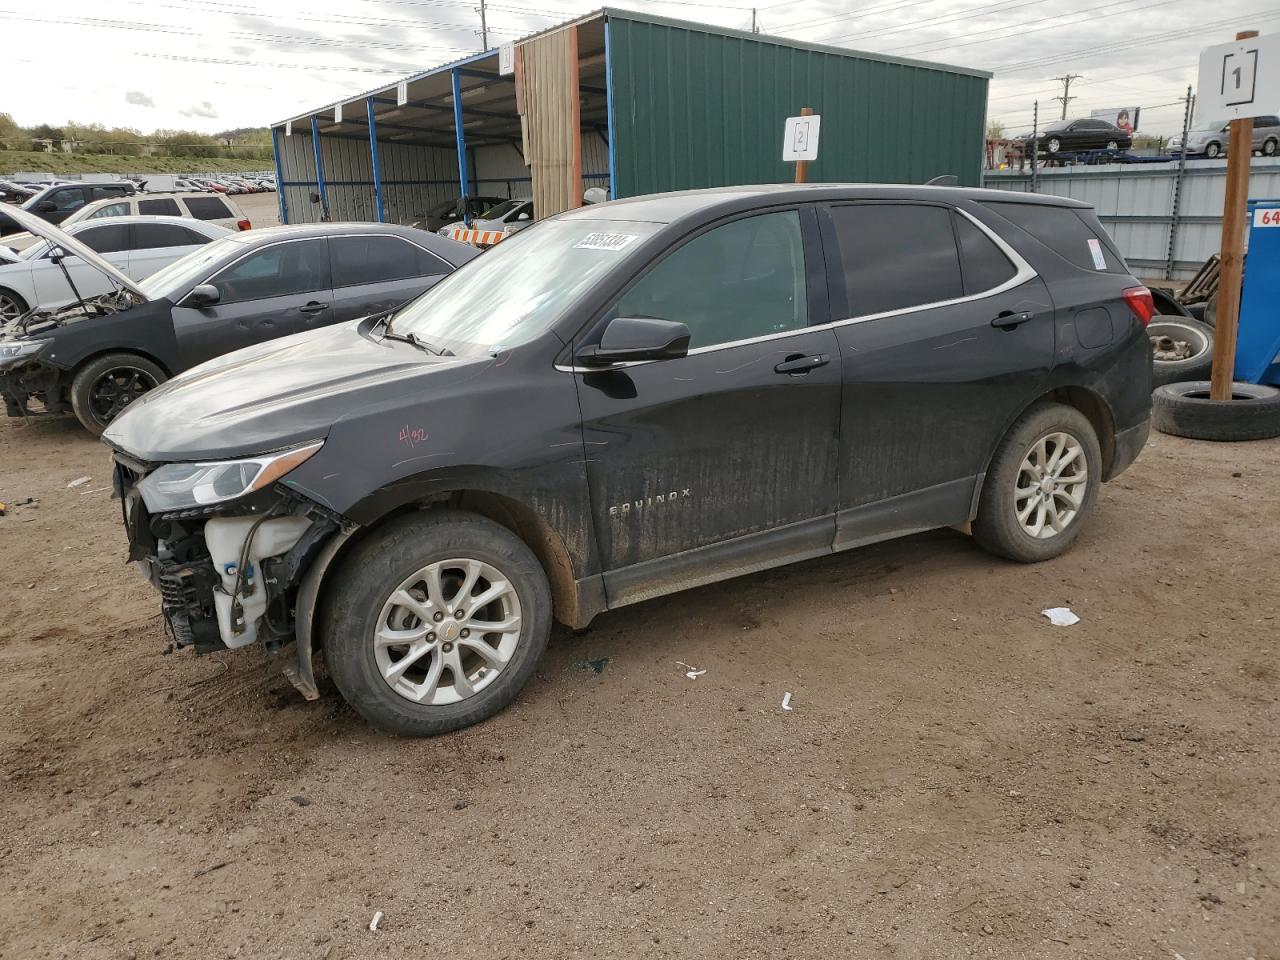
(1209, 29), (1259, 402)
(794, 106), (813, 184)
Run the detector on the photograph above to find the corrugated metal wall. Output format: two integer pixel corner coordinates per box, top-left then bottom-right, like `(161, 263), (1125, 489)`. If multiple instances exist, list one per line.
(606, 16), (988, 197)
(472, 135), (611, 201)
(278, 130), (460, 226)
(984, 158), (1280, 279)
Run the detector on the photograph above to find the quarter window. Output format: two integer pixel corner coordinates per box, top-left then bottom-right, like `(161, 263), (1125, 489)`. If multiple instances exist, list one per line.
(183, 196), (233, 220)
(827, 203), (962, 317)
(210, 240), (329, 304)
(330, 234), (447, 287)
(955, 215), (1016, 294)
(138, 197), (182, 216)
(611, 210), (807, 350)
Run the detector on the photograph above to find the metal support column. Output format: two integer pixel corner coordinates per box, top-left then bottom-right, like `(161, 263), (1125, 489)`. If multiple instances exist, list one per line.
(271, 126), (288, 225)
(366, 97), (386, 223)
(309, 117), (330, 222)
(451, 68), (471, 225)
(604, 21), (618, 199)
(1164, 86), (1193, 280)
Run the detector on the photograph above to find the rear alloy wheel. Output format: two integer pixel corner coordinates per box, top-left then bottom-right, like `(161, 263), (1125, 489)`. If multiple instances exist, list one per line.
(69, 352), (166, 436)
(1107, 140), (1119, 151)
(1149, 316), (1214, 387)
(973, 403), (1101, 563)
(1206, 142), (1222, 159)
(1152, 381), (1280, 442)
(0, 288), (28, 323)
(324, 510), (551, 736)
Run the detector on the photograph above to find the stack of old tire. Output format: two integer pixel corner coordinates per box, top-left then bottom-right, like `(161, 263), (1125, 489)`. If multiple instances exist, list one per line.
(1148, 304), (1280, 441)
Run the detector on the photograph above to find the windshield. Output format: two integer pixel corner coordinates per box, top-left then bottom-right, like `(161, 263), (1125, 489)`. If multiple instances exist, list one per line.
(139, 234), (246, 299)
(391, 217), (662, 355)
(479, 199), (524, 220)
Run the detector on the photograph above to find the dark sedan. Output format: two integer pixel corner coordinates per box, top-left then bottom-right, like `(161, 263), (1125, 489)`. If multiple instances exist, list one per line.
(0, 210), (479, 434)
(1022, 118), (1132, 156)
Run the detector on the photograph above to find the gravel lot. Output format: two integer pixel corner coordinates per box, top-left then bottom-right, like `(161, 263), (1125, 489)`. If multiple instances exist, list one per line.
(1, 414), (1277, 960)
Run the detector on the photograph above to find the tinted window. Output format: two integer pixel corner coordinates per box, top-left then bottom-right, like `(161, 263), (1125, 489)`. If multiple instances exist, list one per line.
(75, 223), (131, 254)
(211, 240), (328, 304)
(134, 222), (209, 249)
(138, 197), (182, 216)
(49, 188), (86, 212)
(828, 203), (962, 316)
(983, 201), (1122, 273)
(613, 210), (806, 350)
(184, 196), (233, 220)
(955, 215), (1016, 294)
(91, 186), (128, 200)
(331, 234), (447, 287)
(88, 201), (131, 220)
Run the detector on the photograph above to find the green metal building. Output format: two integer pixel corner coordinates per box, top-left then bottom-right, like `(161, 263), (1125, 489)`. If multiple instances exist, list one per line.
(271, 9), (989, 225)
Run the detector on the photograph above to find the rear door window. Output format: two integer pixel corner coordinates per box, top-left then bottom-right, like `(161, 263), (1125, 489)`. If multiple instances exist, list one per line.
(134, 222), (210, 249)
(982, 201), (1124, 273)
(330, 234), (448, 286)
(211, 239), (329, 304)
(183, 196), (233, 220)
(826, 203), (963, 317)
(138, 197), (183, 216)
(87, 201), (132, 220)
(954, 214), (1017, 294)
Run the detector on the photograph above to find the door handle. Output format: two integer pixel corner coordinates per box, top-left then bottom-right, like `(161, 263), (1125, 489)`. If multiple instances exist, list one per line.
(774, 352), (830, 375)
(299, 301), (330, 315)
(991, 310), (1033, 329)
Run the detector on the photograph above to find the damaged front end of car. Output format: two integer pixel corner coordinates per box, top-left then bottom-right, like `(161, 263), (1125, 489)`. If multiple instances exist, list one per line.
(112, 440), (351, 700)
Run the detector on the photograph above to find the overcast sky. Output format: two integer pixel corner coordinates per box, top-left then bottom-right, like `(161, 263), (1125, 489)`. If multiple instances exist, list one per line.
(4, 0), (1272, 137)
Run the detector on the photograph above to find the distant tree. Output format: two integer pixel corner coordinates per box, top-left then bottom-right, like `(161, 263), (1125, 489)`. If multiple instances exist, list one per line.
(986, 119), (1006, 140)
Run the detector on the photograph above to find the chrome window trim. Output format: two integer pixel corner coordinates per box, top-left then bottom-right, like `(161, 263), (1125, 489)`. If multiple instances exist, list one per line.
(554, 206), (1037, 374)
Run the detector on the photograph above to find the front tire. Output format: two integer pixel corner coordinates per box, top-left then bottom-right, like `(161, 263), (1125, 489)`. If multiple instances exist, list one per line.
(323, 510), (552, 736)
(1046, 137), (1061, 154)
(0, 287), (28, 323)
(69, 352), (166, 436)
(1264, 138), (1278, 157)
(1205, 142), (1222, 159)
(973, 403), (1102, 563)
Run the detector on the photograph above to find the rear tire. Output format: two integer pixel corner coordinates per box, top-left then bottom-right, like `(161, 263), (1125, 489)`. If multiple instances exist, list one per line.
(973, 403), (1102, 563)
(323, 510), (552, 737)
(1152, 381), (1280, 441)
(69, 352), (166, 436)
(1149, 316), (1214, 387)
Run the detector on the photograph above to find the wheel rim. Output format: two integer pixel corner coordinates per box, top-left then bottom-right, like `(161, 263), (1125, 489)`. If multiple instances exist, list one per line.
(0, 294), (23, 323)
(1107, 141), (1118, 150)
(1266, 140), (1277, 156)
(1207, 143), (1220, 158)
(1149, 320), (1209, 363)
(374, 558), (523, 706)
(1048, 138), (1060, 153)
(1014, 432), (1088, 540)
(88, 366), (157, 425)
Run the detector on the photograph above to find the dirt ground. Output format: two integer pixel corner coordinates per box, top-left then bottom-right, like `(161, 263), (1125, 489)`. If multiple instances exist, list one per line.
(237, 191), (282, 229)
(1, 412), (1277, 960)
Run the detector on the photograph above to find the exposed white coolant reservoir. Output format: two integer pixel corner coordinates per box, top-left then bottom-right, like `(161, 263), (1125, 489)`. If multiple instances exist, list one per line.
(205, 516), (312, 648)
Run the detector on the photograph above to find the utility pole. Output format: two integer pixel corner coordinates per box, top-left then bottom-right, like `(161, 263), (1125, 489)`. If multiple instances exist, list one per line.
(477, 0), (489, 49)
(1052, 73), (1082, 119)
(751, 7), (759, 33)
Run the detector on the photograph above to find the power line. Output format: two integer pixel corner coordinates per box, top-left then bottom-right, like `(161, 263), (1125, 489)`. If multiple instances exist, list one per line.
(1052, 73), (1083, 120)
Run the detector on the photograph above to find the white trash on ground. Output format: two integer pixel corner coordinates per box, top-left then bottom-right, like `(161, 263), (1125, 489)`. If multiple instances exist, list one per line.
(781, 692), (794, 711)
(369, 911), (383, 932)
(1042, 607), (1081, 627)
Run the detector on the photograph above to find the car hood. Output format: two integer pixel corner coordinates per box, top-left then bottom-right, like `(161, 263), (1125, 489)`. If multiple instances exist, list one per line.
(103, 319), (477, 462)
(1, 206), (149, 301)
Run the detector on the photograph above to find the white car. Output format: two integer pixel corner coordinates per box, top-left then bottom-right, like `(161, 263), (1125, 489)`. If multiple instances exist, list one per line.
(0, 216), (230, 320)
(1, 192), (249, 252)
(439, 198), (535, 248)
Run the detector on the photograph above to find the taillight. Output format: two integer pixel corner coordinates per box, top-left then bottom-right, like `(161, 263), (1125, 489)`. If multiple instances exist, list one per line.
(236, 219), (251, 231)
(1122, 286), (1155, 327)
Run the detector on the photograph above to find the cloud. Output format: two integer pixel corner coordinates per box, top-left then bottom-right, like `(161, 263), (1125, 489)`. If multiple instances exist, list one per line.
(125, 90), (156, 108)
(180, 101), (220, 119)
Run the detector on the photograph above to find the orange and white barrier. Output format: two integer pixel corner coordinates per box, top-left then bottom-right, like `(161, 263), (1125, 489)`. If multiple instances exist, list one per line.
(444, 227), (507, 248)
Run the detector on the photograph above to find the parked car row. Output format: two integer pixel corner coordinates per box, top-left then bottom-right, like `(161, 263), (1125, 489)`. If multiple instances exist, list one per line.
(0, 184), (1156, 739)
(1167, 115), (1280, 158)
(2, 192), (251, 252)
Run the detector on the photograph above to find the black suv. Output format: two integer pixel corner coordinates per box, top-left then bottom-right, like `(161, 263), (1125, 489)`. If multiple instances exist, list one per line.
(0, 181), (135, 234)
(104, 185), (1154, 736)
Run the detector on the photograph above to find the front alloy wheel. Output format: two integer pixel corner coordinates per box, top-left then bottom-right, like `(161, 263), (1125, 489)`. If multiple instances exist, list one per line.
(324, 510), (552, 736)
(0, 290), (27, 323)
(374, 558), (523, 705)
(1047, 137), (1061, 153)
(69, 352), (167, 436)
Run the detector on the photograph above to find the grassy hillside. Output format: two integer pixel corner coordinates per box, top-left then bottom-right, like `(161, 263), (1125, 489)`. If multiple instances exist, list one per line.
(0, 152), (272, 176)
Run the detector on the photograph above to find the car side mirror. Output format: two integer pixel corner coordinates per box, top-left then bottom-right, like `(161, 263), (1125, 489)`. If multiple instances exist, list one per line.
(36, 200), (57, 212)
(576, 317), (690, 366)
(183, 283), (221, 308)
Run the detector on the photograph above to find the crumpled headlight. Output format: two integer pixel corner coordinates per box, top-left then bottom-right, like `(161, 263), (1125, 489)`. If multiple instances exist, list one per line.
(0, 340), (46, 363)
(137, 441), (323, 513)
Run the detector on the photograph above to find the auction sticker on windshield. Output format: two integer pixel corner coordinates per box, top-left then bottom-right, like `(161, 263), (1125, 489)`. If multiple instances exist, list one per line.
(574, 233), (639, 252)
